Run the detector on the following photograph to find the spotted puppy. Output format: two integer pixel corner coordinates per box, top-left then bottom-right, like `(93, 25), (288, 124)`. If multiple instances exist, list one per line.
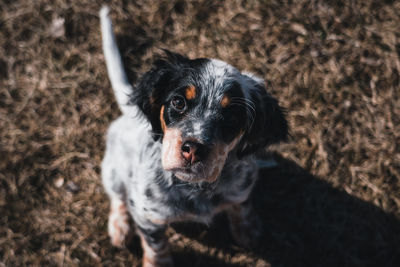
(100, 7), (288, 267)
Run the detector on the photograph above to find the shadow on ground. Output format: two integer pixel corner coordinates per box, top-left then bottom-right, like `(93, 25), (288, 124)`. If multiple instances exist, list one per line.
(171, 154), (400, 267)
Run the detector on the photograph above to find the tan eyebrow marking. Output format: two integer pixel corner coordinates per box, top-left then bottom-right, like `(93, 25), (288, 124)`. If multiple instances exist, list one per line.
(185, 85), (196, 100)
(160, 105), (166, 132)
(221, 95), (231, 108)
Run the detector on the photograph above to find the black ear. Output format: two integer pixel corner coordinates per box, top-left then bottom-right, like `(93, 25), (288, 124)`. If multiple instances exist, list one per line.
(237, 77), (288, 157)
(131, 50), (189, 139)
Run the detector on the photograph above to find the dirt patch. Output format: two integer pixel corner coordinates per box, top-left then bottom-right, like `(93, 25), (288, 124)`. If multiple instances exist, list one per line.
(1, 0), (399, 266)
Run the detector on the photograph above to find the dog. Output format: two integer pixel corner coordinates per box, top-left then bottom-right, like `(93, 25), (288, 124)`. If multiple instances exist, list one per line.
(100, 7), (288, 267)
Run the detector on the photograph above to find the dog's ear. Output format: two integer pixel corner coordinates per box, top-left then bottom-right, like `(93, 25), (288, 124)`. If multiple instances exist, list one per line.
(237, 75), (288, 157)
(132, 50), (188, 140)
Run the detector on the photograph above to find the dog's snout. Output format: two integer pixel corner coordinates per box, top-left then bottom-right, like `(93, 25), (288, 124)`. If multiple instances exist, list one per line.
(181, 141), (198, 164)
(181, 140), (209, 164)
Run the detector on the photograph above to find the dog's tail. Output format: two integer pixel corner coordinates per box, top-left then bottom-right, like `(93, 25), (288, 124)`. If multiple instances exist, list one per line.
(100, 6), (133, 114)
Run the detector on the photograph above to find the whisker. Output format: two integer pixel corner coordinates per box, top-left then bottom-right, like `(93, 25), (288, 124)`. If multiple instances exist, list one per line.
(149, 132), (164, 136)
(230, 97), (256, 110)
(230, 101), (256, 118)
(229, 100), (256, 129)
(231, 99), (255, 109)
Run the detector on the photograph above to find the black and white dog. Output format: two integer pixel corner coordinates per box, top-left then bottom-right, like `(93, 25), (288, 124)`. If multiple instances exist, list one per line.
(100, 7), (287, 267)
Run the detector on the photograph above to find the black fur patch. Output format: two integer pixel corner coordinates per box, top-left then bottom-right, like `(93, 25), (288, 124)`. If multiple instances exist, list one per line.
(145, 188), (154, 198)
(137, 225), (167, 247)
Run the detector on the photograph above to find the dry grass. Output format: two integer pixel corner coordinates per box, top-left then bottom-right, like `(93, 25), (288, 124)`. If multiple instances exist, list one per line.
(1, 0), (399, 266)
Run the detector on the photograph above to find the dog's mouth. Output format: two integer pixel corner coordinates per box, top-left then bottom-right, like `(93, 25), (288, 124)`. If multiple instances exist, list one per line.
(170, 167), (200, 181)
(168, 163), (214, 182)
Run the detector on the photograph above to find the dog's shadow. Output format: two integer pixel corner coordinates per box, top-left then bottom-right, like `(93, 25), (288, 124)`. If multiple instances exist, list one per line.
(171, 154), (400, 267)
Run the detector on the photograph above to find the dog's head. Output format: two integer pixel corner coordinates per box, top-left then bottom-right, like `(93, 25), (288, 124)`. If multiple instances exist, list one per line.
(133, 51), (288, 183)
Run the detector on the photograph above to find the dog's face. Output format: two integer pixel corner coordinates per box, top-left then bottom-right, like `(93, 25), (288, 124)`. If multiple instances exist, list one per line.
(159, 68), (247, 183)
(134, 51), (288, 182)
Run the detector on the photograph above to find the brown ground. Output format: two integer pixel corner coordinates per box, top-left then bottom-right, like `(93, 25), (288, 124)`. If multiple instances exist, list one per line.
(1, 0), (400, 266)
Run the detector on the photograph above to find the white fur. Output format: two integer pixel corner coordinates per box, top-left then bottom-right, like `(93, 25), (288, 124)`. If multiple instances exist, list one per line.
(100, 6), (136, 115)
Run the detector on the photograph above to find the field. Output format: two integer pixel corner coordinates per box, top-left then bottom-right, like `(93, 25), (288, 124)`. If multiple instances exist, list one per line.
(1, 0), (400, 266)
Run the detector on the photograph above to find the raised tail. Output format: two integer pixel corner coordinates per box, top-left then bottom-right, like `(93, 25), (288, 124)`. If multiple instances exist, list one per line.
(100, 6), (133, 114)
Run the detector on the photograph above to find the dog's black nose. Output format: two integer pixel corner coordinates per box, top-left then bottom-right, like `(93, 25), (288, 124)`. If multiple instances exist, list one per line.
(181, 141), (208, 164)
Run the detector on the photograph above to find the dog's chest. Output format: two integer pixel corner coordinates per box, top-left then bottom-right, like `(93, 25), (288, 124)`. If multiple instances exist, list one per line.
(128, 159), (257, 225)
(128, 178), (223, 224)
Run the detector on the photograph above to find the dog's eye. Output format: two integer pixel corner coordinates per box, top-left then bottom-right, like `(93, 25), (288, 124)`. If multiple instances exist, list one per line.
(171, 96), (186, 111)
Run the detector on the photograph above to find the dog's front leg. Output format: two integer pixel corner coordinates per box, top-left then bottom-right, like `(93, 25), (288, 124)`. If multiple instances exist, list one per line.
(136, 225), (173, 267)
(226, 200), (263, 249)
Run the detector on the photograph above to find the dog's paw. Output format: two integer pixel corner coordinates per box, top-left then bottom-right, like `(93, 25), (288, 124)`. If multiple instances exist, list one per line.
(108, 199), (130, 248)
